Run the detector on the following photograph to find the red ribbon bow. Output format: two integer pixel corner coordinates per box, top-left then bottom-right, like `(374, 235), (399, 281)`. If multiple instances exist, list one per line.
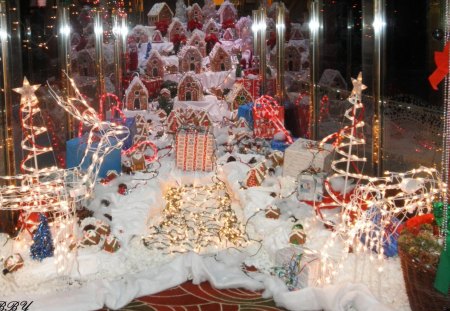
(429, 41), (450, 90)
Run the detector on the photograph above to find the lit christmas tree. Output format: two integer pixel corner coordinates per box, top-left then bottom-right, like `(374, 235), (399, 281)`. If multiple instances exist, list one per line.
(30, 214), (54, 261)
(320, 72), (369, 218)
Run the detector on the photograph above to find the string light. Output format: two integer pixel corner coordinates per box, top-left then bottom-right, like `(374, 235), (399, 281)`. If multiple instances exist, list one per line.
(143, 181), (246, 254)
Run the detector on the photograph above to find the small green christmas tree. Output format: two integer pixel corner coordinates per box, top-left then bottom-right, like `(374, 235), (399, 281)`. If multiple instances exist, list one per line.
(30, 214), (54, 261)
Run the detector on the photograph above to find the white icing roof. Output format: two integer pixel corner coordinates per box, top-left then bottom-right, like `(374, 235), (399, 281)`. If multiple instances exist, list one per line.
(148, 3), (173, 17)
(125, 76), (149, 96)
(168, 18), (186, 34)
(218, 0), (237, 15)
(188, 29), (206, 42)
(209, 42), (229, 59)
(203, 18), (219, 32)
(178, 45), (202, 59)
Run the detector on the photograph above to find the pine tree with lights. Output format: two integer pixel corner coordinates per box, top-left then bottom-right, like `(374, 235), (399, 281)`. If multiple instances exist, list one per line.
(13, 77), (56, 174)
(321, 72), (369, 212)
(30, 214), (54, 261)
(175, 0), (187, 23)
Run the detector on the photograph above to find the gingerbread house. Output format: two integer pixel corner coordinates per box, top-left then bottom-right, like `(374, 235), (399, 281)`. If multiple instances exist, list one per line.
(125, 76), (149, 110)
(178, 73), (204, 101)
(265, 206), (280, 219)
(209, 43), (232, 72)
(222, 28), (235, 41)
(226, 84), (253, 110)
(145, 50), (165, 79)
(285, 44), (302, 72)
(203, 18), (220, 37)
(178, 45), (203, 74)
(217, 0), (237, 25)
(187, 29), (207, 57)
(168, 18), (187, 42)
(187, 3), (203, 23)
(76, 48), (95, 77)
(148, 3), (173, 26)
(152, 30), (164, 43)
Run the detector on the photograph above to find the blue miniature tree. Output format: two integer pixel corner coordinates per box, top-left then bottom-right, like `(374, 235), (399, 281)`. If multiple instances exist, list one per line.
(30, 213), (54, 261)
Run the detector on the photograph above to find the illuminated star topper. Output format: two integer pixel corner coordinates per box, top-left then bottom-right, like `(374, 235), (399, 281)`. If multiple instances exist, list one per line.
(351, 72), (367, 97)
(13, 77), (41, 102)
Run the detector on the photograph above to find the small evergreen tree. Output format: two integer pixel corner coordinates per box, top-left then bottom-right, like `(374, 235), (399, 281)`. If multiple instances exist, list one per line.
(30, 214), (54, 261)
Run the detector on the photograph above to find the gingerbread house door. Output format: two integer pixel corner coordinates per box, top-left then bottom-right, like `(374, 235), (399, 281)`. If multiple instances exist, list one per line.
(190, 63), (195, 71)
(221, 63), (225, 71)
(288, 61), (293, 71)
(134, 91), (140, 109)
(152, 67), (158, 77)
(186, 91), (192, 101)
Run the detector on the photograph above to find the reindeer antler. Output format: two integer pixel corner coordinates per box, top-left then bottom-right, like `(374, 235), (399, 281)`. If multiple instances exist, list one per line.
(47, 72), (101, 127)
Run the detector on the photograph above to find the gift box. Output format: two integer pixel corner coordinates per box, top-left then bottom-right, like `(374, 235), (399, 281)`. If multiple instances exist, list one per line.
(283, 138), (333, 177)
(271, 140), (289, 152)
(253, 101), (285, 139)
(237, 103), (254, 129)
(110, 117), (136, 150)
(236, 77), (276, 98)
(66, 136), (121, 178)
(274, 246), (321, 290)
(175, 127), (215, 171)
(360, 207), (400, 257)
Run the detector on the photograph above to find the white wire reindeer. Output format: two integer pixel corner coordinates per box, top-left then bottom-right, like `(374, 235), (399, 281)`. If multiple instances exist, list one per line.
(0, 76), (129, 276)
(47, 76), (130, 190)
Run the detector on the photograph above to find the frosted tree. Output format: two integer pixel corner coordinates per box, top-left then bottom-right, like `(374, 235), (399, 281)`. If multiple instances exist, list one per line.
(202, 0), (216, 21)
(175, 0), (187, 23)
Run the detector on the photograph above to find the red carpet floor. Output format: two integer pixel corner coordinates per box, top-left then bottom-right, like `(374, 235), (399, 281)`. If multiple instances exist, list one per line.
(102, 281), (285, 310)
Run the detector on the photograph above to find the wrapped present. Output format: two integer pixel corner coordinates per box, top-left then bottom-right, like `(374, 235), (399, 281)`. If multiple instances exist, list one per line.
(66, 136), (121, 178)
(175, 127), (215, 172)
(236, 76), (276, 98)
(271, 140), (289, 152)
(237, 103), (254, 129)
(274, 246), (321, 290)
(360, 207), (400, 258)
(283, 138), (333, 177)
(110, 117), (136, 150)
(252, 97), (285, 140)
(297, 172), (326, 202)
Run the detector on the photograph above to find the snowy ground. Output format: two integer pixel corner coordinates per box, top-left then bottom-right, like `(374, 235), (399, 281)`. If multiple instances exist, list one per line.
(0, 116), (411, 311)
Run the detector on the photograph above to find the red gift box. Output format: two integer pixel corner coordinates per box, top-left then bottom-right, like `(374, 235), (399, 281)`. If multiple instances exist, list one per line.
(237, 76), (276, 98)
(252, 96), (285, 139)
(175, 127), (215, 172)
